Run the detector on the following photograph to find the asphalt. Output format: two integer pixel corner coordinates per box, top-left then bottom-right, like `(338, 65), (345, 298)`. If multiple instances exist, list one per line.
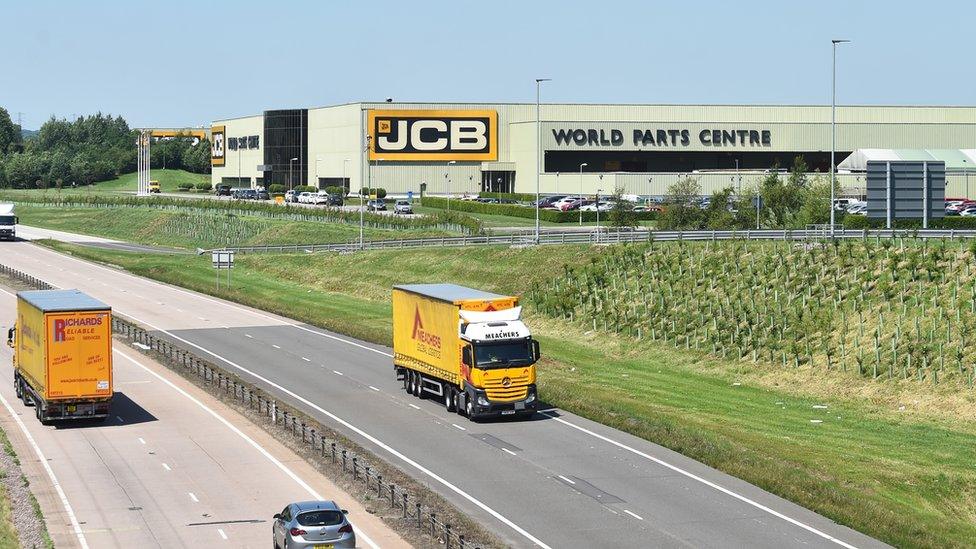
(0, 241), (890, 549)
(0, 281), (407, 549)
(15, 225), (189, 254)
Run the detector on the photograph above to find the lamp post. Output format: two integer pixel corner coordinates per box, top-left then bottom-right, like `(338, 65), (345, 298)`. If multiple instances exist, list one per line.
(446, 160), (456, 212)
(964, 159), (970, 198)
(314, 155), (322, 189)
(734, 158), (741, 196)
(342, 158), (350, 195)
(830, 39), (850, 236)
(578, 162), (588, 226)
(535, 77), (551, 244)
(361, 137), (371, 250)
(288, 157), (299, 191)
(595, 188), (604, 242)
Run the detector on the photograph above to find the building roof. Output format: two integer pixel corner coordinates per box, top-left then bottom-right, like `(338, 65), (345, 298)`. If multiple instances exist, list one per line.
(839, 149), (976, 172)
(395, 284), (507, 304)
(18, 290), (110, 313)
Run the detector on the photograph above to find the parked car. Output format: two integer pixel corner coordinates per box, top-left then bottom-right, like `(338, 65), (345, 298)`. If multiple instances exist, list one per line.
(215, 184), (232, 196)
(367, 199), (387, 212)
(847, 204), (868, 216)
(833, 198), (858, 211)
(285, 190), (299, 203)
(579, 201), (615, 212)
(298, 191), (314, 204)
(394, 200), (413, 214)
(550, 196), (584, 211)
(272, 500), (355, 549)
(310, 191), (330, 205)
(946, 208), (961, 216)
(533, 195), (567, 208)
(560, 198), (592, 211)
(633, 204), (664, 213)
(960, 207), (976, 217)
(326, 194), (344, 207)
(256, 189), (270, 200)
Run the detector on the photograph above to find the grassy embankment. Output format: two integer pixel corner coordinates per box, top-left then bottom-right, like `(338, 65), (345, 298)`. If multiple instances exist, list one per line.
(0, 169), (208, 198)
(414, 204), (656, 229)
(14, 205), (455, 250)
(36, 238), (976, 549)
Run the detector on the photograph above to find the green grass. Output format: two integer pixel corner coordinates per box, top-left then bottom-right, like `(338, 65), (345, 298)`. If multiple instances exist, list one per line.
(93, 169), (209, 193)
(37, 240), (976, 548)
(415, 205), (656, 229)
(16, 205), (453, 250)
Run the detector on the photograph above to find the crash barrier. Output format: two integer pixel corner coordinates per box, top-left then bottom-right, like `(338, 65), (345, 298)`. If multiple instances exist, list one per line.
(213, 227), (976, 254)
(0, 262), (491, 549)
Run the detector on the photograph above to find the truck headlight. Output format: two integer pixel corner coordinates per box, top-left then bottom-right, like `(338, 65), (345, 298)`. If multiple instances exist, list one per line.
(525, 392), (536, 404)
(477, 396), (490, 406)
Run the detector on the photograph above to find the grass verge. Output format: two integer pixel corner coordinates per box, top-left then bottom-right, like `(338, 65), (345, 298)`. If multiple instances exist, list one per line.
(36, 239), (976, 548)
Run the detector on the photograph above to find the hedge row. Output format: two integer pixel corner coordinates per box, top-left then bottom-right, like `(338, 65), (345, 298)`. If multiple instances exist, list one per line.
(843, 215), (976, 230)
(2, 192), (483, 234)
(423, 196), (657, 223)
(478, 191), (540, 202)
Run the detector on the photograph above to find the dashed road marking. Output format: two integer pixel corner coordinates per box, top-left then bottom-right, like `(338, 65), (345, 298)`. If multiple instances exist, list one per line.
(332, 370), (344, 376)
(452, 424), (466, 431)
(162, 463), (171, 471)
(244, 334), (253, 339)
(272, 344), (280, 349)
(368, 386), (379, 392)
(502, 448), (517, 456)
(408, 403), (421, 410)
(557, 475), (575, 485)
(217, 528), (227, 540)
(624, 510), (644, 521)
(189, 492), (199, 502)
(138, 438), (146, 445)
(301, 357), (310, 362)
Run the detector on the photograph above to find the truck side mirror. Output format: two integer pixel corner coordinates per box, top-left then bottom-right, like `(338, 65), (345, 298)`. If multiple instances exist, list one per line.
(462, 347), (472, 367)
(5, 327), (13, 348)
(532, 340), (541, 361)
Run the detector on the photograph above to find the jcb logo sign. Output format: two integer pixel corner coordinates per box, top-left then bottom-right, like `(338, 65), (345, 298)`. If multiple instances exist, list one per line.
(368, 110), (497, 161)
(211, 125), (226, 166)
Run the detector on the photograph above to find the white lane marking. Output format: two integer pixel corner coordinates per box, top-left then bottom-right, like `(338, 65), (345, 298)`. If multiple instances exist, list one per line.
(162, 463), (171, 471)
(19, 245), (542, 548)
(244, 334), (253, 339)
(408, 404), (421, 410)
(557, 475), (575, 485)
(301, 357), (310, 362)
(368, 386), (379, 392)
(623, 510), (644, 521)
(452, 423), (466, 431)
(138, 438), (146, 445)
(0, 392), (90, 549)
(217, 528), (227, 540)
(541, 412), (858, 549)
(198, 317), (207, 321)
(113, 349), (380, 549)
(272, 344), (280, 349)
(189, 492), (199, 503)
(332, 370), (344, 376)
(502, 448), (517, 456)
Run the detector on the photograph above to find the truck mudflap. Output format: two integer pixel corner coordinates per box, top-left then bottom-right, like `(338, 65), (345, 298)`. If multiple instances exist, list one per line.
(465, 384), (538, 418)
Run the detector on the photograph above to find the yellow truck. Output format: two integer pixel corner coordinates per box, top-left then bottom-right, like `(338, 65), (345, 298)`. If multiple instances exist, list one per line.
(6, 290), (113, 424)
(149, 180), (161, 193)
(392, 284), (540, 420)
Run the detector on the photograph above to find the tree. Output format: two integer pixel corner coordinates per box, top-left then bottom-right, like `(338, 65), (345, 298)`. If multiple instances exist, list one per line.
(69, 151), (97, 186)
(796, 174), (835, 226)
(657, 177), (704, 230)
(0, 108), (21, 154)
(704, 187), (737, 229)
(47, 150), (72, 184)
(608, 186), (637, 229)
(4, 153), (41, 188)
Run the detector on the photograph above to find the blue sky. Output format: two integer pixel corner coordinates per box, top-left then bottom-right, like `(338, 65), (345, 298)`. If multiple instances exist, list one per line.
(2, 0), (974, 129)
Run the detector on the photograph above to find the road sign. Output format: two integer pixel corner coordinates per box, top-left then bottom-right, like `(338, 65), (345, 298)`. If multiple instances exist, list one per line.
(257, 164), (272, 172)
(407, 191), (414, 201)
(211, 250), (235, 269)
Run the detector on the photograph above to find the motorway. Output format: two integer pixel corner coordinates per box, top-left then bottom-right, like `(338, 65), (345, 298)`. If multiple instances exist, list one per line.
(0, 278), (407, 548)
(0, 240), (888, 549)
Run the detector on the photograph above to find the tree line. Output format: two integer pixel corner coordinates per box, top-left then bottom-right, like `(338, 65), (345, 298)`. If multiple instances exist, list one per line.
(657, 156), (835, 230)
(0, 107), (211, 189)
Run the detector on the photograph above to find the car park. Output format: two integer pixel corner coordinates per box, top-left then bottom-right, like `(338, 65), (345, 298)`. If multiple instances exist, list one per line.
(533, 195), (567, 208)
(272, 500), (355, 549)
(310, 191), (330, 205)
(579, 201), (615, 212)
(284, 190), (299, 203)
(550, 195), (584, 210)
(394, 200), (413, 214)
(367, 199), (387, 212)
(560, 198), (592, 211)
(298, 192), (314, 204)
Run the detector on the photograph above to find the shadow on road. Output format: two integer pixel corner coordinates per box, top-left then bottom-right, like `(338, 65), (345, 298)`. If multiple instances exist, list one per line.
(54, 391), (158, 429)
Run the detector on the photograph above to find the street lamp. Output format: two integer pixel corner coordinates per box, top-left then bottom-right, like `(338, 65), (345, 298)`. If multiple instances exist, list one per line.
(734, 158), (741, 196)
(830, 39), (851, 236)
(342, 158), (350, 195)
(578, 162), (588, 225)
(535, 77), (551, 244)
(595, 188), (604, 242)
(361, 136), (371, 250)
(288, 157), (298, 191)
(446, 160), (457, 212)
(314, 155), (322, 189)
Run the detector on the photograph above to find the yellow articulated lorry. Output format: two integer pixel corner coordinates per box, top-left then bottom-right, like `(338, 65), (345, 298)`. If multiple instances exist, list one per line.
(6, 290), (113, 424)
(392, 284), (540, 420)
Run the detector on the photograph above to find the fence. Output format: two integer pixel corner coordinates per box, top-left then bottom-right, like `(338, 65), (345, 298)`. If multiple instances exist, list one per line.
(0, 263), (490, 549)
(212, 227), (976, 254)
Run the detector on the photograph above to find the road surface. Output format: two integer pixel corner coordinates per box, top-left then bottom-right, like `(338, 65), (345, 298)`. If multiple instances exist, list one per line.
(0, 280), (407, 549)
(16, 225), (187, 254)
(0, 241), (888, 549)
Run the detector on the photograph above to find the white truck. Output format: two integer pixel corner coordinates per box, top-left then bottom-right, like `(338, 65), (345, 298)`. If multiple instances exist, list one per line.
(0, 204), (16, 241)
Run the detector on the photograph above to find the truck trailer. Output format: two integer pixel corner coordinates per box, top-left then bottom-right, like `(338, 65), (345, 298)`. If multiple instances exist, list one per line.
(6, 290), (113, 424)
(0, 203), (16, 241)
(392, 284), (540, 420)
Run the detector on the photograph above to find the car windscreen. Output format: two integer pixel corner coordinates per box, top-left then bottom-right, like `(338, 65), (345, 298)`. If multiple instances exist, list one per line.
(296, 510), (344, 527)
(475, 340), (533, 368)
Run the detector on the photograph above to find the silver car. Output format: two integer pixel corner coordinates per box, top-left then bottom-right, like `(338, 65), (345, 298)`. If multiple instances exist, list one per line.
(273, 500), (356, 549)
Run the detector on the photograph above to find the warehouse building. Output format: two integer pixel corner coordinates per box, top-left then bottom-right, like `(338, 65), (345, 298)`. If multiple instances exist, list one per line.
(211, 102), (976, 197)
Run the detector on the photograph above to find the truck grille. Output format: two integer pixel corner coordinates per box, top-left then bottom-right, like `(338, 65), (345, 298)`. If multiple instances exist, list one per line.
(484, 374), (530, 402)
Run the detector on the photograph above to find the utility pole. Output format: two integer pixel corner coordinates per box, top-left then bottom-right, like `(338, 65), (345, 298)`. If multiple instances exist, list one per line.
(535, 78), (551, 244)
(831, 39), (851, 236)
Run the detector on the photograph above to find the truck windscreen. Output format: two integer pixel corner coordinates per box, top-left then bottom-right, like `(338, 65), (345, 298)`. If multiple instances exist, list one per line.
(0, 216), (14, 225)
(475, 340), (533, 368)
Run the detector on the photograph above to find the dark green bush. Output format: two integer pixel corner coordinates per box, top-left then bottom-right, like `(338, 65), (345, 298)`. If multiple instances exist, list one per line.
(268, 184), (286, 194)
(195, 182), (213, 191)
(360, 187), (387, 199)
(478, 191), (539, 202)
(843, 216), (976, 230)
(325, 185), (345, 196)
(177, 182), (194, 191)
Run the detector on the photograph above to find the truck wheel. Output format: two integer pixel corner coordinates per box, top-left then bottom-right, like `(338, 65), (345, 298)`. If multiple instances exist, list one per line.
(444, 385), (456, 412)
(401, 370), (409, 392)
(413, 373), (424, 399)
(455, 391), (465, 416)
(465, 396), (475, 419)
(14, 378), (21, 400)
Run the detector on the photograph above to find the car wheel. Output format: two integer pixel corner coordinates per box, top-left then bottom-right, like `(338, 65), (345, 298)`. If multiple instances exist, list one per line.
(444, 384), (456, 412)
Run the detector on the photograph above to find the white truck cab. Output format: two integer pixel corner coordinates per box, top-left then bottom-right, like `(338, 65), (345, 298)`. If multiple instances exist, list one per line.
(0, 204), (16, 241)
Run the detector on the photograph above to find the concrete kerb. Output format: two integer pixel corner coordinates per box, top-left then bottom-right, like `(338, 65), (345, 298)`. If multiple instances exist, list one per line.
(0, 262), (500, 549)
